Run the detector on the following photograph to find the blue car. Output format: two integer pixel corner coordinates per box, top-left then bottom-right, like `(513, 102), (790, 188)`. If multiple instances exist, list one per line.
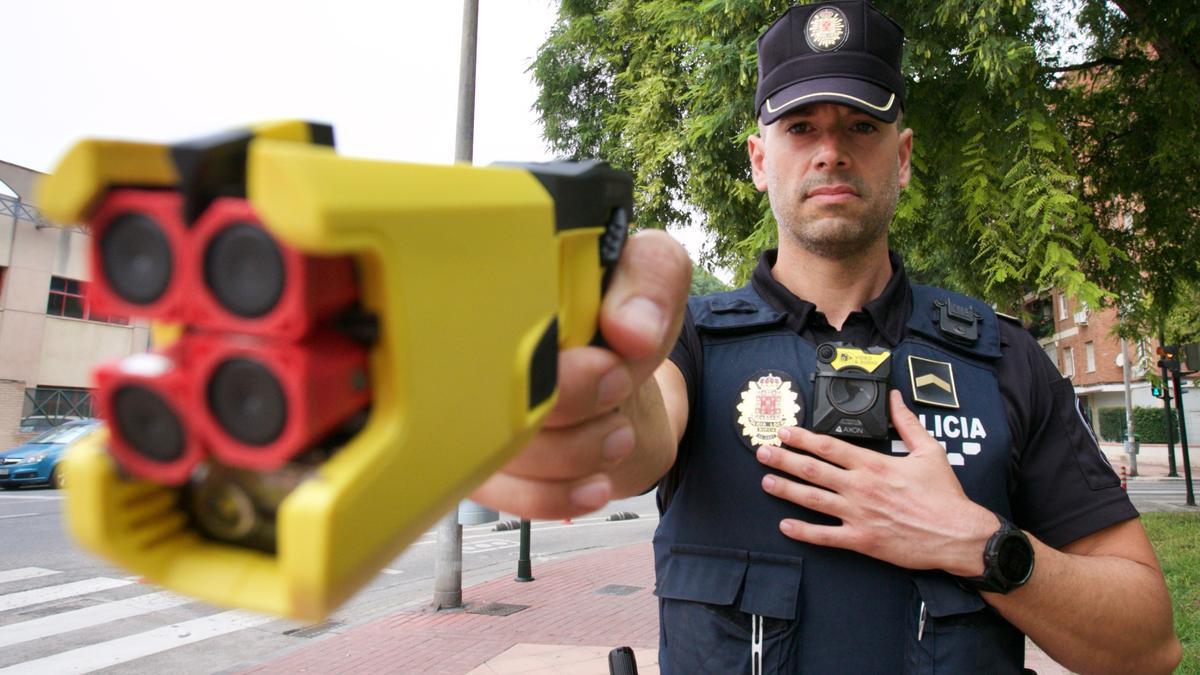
(0, 419), (101, 489)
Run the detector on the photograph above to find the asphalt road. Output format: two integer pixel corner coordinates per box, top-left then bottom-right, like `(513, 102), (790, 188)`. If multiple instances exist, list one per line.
(0, 487), (660, 674)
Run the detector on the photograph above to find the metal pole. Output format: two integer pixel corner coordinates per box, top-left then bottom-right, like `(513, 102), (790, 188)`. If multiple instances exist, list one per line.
(515, 519), (534, 582)
(1170, 367), (1195, 506)
(1120, 338), (1138, 477)
(1160, 327), (1178, 477)
(454, 0), (479, 165)
(433, 0), (480, 610)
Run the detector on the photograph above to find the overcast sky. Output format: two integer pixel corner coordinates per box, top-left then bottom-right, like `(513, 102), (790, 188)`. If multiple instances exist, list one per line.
(1, 0), (719, 274)
(3, 1), (559, 172)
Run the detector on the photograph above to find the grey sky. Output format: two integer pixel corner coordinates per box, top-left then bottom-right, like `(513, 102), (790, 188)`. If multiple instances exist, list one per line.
(2, 1), (558, 174)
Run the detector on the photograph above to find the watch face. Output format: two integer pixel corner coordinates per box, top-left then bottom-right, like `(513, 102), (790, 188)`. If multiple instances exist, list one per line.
(997, 535), (1034, 583)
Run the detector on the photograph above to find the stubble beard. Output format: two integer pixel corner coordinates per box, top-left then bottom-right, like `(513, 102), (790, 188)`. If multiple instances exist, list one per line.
(769, 166), (900, 261)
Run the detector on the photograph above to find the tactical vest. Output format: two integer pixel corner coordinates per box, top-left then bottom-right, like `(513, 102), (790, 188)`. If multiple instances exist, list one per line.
(654, 283), (1026, 674)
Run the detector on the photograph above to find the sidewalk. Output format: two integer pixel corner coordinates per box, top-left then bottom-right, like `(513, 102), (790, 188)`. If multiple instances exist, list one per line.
(242, 542), (1072, 674)
(242, 543), (660, 675)
(1099, 441), (1197, 481)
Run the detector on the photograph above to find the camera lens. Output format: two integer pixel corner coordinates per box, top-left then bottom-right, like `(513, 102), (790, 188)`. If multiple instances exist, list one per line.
(204, 222), (286, 318)
(100, 213), (174, 305)
(111, 385), (186, 463)
(829, 377), (877, 415)
(817, 344), (837, 363)
(207, 357), (287, 446)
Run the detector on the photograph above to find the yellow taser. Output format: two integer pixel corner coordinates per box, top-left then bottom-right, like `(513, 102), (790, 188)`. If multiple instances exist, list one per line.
(37, 121), (631, 621)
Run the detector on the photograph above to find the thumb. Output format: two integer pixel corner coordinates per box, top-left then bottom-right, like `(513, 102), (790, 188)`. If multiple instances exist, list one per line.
(598, 230), (692, 384)
(888, 390), (944, 459)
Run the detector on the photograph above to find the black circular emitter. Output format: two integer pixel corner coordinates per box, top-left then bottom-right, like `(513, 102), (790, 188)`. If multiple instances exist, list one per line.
(111, 385), (186, 463)
(99, 212), (174, 305)
(204, 223), (286, 318)
(207, 357), (287, 446)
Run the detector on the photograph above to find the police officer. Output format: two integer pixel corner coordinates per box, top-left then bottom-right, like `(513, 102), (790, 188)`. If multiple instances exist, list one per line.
(473, 2), (1181, 673)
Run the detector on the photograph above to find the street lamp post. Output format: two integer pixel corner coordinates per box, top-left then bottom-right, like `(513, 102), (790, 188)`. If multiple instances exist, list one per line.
(433, 0), (480, 610)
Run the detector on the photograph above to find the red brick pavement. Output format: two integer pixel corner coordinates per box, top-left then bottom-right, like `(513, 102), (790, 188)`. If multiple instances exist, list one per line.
(243, 540), (1071, 674)
(242, 543), (659, 675)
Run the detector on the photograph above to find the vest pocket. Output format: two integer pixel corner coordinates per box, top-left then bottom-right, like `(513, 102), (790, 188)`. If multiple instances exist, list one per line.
(905, 574), (1025, 674)
(656, 544), (803, 674)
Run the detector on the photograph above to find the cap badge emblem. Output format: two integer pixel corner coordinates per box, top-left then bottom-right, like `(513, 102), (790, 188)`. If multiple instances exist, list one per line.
(806, 6), (849, 52)
(736, 371), (802, 448)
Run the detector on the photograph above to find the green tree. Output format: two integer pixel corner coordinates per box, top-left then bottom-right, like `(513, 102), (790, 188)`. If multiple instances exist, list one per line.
(690, 265), (732, 296)
(532, 0), (1200, 327)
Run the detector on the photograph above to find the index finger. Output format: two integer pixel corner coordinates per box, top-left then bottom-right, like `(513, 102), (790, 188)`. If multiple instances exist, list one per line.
(777, 426), (876, 470)
(597, 230), (691, 385)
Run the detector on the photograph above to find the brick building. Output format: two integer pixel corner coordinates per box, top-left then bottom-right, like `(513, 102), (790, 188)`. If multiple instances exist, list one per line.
(0, 161), (151, 450)
(1037, 288), (1199, 440)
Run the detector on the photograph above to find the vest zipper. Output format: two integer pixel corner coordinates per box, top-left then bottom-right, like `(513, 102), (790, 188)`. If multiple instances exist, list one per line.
(917, 601), (928, 641)
(751, 613), (764, 674)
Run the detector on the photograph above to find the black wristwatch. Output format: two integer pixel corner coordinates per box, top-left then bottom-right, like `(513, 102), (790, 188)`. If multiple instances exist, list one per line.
(958, 515), (1034, 594)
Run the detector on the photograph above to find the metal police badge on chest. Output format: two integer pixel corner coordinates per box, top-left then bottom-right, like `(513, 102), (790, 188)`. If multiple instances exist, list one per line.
(806, 6), (849, 52)
(908, 355), (960, 409)
(736, 370), (802, 448)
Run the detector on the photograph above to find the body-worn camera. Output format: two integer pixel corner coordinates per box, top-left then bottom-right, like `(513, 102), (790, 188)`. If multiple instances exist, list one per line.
(812, 342), (891, 440)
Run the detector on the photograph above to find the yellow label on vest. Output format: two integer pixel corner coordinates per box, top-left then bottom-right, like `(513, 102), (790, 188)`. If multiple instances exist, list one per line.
(830, 348), (891, 373)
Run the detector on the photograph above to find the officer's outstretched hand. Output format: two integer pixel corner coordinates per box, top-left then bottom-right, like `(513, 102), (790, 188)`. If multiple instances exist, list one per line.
(757, 391), (1000, 576)
(470, 230), (691, 520)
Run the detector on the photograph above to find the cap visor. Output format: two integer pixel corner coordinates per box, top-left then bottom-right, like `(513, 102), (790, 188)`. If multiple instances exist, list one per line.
(760, 77), (899, 124)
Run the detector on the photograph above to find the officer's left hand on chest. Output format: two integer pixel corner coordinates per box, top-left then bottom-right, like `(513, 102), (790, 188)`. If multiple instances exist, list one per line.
(755, 391), (999, 575)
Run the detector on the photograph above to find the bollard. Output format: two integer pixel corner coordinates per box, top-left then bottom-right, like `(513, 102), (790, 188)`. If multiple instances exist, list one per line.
(1120, 465), (1127, 491)
(515, 518), (534, 582)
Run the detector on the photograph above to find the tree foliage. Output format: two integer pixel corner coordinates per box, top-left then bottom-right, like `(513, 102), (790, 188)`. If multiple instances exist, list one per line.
(531, 0), (1200, 331)
(690, 266), (732, 296)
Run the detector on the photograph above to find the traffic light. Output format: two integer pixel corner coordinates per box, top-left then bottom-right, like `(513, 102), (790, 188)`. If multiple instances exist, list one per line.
(1151, 384), (1169, 400)
(1157, 344), (1181, 372)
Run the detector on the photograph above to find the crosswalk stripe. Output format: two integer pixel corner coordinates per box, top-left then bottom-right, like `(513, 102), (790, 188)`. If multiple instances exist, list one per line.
(0, 609), (275, 674)
(0, 591), (191, 649)
(0, 568), (60, 584)
(0, 577), (132, 612)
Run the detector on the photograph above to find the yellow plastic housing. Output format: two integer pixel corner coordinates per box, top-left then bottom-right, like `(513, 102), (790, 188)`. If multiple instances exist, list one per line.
(46, 126), (606, 621)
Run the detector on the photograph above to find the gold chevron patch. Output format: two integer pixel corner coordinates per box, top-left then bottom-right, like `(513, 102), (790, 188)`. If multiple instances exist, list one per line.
(914, 373), (952, 393)
(909, 356), (959, 409)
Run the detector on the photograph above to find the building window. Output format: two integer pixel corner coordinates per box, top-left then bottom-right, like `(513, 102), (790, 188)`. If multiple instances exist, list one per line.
(1058, 292), (1069, 321)
(22, 386), (94, 423)
(45, 276), (128, 325)
(47, 276), (86, 318)
(1062, 346), (1075, 378)
(1085, 341), (1096, 372)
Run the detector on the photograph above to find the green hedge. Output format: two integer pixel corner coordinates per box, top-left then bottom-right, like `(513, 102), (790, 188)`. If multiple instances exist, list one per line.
(1098, 406), (1177, 443)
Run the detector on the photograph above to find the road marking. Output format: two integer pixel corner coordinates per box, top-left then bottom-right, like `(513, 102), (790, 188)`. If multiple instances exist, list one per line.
(0, 591), (190, 648)
(411, 512), (652, 543)
(0, 568), (60, 584)
(0, 513), (39, 520)
(409, 514), (660, 547)
(0, 577), (133, 612)
(0, 609), (275, 674)
(462, 539), (519, 553)
(0, 494), (63, 501)
(380, 569), (403, 576)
